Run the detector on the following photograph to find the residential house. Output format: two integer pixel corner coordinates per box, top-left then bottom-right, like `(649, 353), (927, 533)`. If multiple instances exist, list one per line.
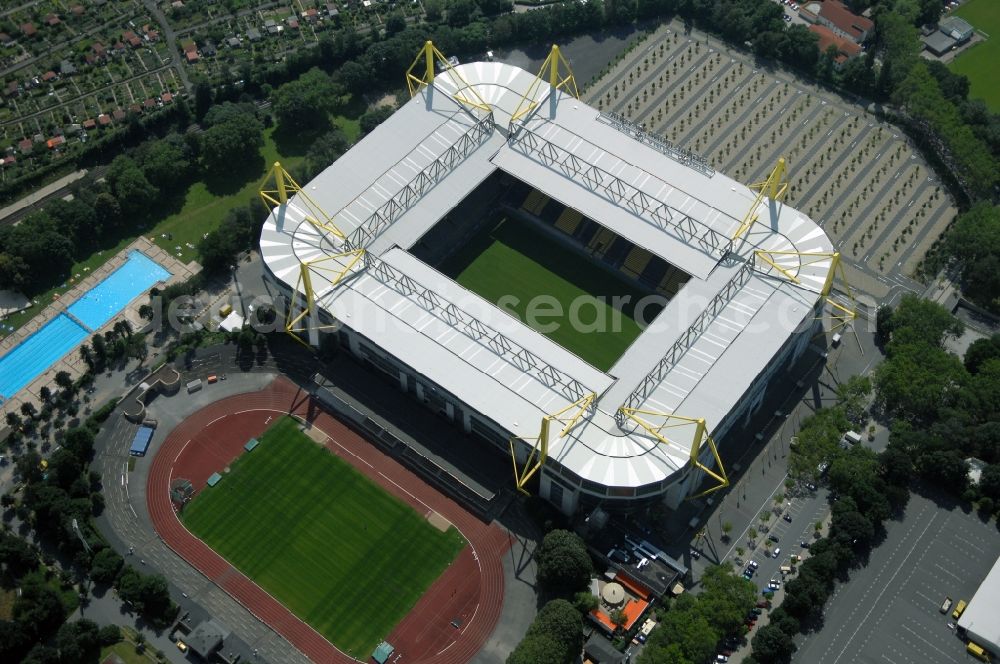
(46, 135), (66, 149)
(2, 156), (16, 167)
(227, 36), (241, 48)
(45, 14), (61, 27)
(186, 50), (199, 63)
(112, 108), (126, 122)
(18, 138), (33, 153)
(41, 70), (57, 82)
(0, 33), (13, 45)
(287, 17), (299, 30)
(98, 113), (111, 127)
(246, 28), (262, 42)
(161, 92), (173, 103)
(60, 60), (77, 76)
(21, 23), (37, 37)
(71, 5), (86, 16)
(92, 42), (107, 59)
(123, 30), (142, 48)
(201, 41), (216, 57)
(83, 118), (97, 130)
(303, 7), (320, 22)
(143, 98), (156, 111)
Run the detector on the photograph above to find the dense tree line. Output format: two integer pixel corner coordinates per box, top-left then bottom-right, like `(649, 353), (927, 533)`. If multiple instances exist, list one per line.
(875, 295), (1000, 507)
(0, 103), (263, 294)
(929, 203), (1000, 314)
(639, 565), (757, 664)
(506, 599), (584, 664)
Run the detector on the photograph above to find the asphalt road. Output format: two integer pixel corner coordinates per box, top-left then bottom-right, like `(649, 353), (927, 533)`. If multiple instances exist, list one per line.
(793, 490), (1000, 664)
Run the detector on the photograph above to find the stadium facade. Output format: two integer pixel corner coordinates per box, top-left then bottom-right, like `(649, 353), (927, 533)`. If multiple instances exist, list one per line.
(258, 45), (848, 515)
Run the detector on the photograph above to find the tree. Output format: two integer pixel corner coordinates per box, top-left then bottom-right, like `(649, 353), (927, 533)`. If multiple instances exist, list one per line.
(385, 10), (406, 36)
(55, 619), (101, 663)
(535, 530), (592, 594)
(0, 532), (38, 579)
(337, 60), (373, 95)
(107, 155), (157, 219)
(965, 335), (1000, 374)
(272, 68), (338, 133)
(98, 625), (121, 646)
(506, 634), (568, 664)
(193, 79), (213, 120)
(722, 521), (733, 540)
(608, 608), (627, 630)
(138, 133), (195, 192)
(885, 295), (964, 348)
(359, 106), (396, 136)
(752, 623), (797, 663)
(507, 599), (581, 664)
(697, 564), (757, 634)
(641, 594), (719, 664)
(875, 342), (967, 422)
(200, 106), (263, 176)
(572, 591), (598, 614)
(305, 127), (349, 179)
(836, 375), (871, 426)
(54, 371), (73, 391)
(13, 579), (67, 641)
(90, 547), (124, 585)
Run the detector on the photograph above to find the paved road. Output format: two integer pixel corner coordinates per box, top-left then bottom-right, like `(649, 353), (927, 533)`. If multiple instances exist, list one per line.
(143, 0), (190, 92)
(792, 490), (1000, 664)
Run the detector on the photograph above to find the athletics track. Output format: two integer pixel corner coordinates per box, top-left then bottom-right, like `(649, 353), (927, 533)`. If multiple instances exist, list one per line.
(145, 376), (510, 663)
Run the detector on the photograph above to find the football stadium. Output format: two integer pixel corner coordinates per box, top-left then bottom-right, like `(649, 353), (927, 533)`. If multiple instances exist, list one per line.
(258, 43), (853, 515)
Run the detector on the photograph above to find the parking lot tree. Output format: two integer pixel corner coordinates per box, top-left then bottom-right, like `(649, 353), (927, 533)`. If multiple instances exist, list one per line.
(940, 204), (1000, 314)
(836, 374), (871, 427)
(979, 464), (1000, 503)
(89, 547), (124, 586)
(506, 633), (566, 664)
(115, 567), (175, 626)
(766, 606), (800, 637)
(875, 341), (966, 423)
(535, 529), (592, 595)
(883, 295), (963, 348)
(782, 572), (828, 620)
(507, 599), (581, 664)
(752, 623), (797, 663)
(830, 506), (875, 551)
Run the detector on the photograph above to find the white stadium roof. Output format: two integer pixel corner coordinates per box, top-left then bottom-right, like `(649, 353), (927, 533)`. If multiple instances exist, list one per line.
(259, 57), (835, 491)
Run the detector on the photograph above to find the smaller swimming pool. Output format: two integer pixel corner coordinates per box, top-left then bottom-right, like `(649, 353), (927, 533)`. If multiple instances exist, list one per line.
(68, 251), (171, 330)
(0, 314), (89, 399)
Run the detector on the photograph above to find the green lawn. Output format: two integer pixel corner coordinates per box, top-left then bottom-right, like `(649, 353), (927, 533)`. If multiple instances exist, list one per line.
(182, 417), (465, 658)
(437, 216), (655, 371)
(950, 0), (1000, 110)
(2, 127), (304, 334)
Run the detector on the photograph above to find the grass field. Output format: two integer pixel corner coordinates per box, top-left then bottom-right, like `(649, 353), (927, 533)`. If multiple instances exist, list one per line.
(950, 0), (1000, 111)
(437, 215), (656, 371)
(182, 417), (465, 658)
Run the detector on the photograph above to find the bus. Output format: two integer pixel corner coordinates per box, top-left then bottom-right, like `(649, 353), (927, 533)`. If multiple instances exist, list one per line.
(952, 599), (968, 620)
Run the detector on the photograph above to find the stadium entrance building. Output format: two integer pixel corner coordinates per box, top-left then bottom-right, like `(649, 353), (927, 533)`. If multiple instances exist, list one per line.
(259, 44), (849, 515)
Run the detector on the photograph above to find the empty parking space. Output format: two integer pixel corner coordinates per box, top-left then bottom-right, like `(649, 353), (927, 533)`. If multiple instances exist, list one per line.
(793, 492), (1000, 664)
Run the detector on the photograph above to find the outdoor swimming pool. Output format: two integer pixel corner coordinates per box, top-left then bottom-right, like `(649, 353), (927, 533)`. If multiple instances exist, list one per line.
(0, 250), (170, 402)
(0, 314), (89, 400)
(68, 251), (171, 330)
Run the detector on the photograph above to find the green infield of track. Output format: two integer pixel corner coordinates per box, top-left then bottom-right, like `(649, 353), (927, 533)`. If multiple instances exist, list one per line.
(950, 0), (1000, 111)
(181, 417), (466, 658)
(437, 215), (656, 371)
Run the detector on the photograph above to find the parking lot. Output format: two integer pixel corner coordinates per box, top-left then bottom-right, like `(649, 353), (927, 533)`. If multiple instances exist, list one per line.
(792, 491), (1000, 664)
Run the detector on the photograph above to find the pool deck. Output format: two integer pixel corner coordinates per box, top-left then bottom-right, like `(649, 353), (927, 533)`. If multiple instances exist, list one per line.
(0, 237), (197, 418)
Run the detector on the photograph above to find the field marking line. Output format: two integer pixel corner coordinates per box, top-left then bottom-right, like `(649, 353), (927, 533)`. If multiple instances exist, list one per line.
(174, 438), (192, 462)
(830, 512), (939, 664)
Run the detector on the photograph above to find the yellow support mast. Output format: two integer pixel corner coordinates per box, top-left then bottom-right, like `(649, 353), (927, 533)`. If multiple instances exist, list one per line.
(260, 161), (345, 241)
(732, 157), (789, 242)
(284, 250), (366, 344)
(405, 41), (491, 113)
(754, 249), (857, 333)
(618, 408), (729, 499)
(509, 393), (595, 494)
(509, 44), (580, 124)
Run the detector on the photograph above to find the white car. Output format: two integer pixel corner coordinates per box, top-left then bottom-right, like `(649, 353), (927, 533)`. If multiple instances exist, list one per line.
(769, 580), (781, 590)
(772, 547), (782, 558)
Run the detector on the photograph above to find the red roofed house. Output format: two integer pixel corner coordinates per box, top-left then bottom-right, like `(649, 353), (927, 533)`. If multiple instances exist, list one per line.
(161, 92), (173, 103)
(818, 0), (873, 44)
(181, 40), (197, 54)
(809, 24), (862, 67)
(71, 5), (86, 16)
(45, 14), (61, 27)
(303, 7), (319, 22)
(143, 98), (156, 110)
(18, 138), (33, 153)
(98, 113), (111, 127)
(2, 156), (16, 167)
(46, 135), (65, 149)
(129, 103), (141, 114)
(21, 23), (37, 37)
(83, 118), (96, 130)
(112, 108), (125, 122)
(41, 70), (57, 82)
(186, 50), (199, 63)
(123, 31), (142, 48)
(92, 42), (107, 59)
(0, 33), (12, 45)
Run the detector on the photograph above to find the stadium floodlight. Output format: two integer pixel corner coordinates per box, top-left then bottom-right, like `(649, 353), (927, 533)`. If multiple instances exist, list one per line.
(733, 157), (790, 241)
(509, 392), (595, 494)
(405, 40), (491, 115)
(617, 409), (729, 500)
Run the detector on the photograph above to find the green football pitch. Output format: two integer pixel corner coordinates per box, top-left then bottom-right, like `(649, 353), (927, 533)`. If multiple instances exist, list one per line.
(437, 215), (657, 371)
(181, 417), (466, 657)
(950, 0), (1000, 111)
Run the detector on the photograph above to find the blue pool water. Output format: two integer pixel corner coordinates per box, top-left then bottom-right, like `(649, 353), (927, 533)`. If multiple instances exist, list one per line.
(0, 250), (170, 401)
(0, 314), (89, 399)
(68, 251), (171, 330)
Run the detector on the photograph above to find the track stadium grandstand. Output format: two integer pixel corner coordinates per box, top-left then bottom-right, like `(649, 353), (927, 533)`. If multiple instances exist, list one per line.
(258, 43), (855, 515)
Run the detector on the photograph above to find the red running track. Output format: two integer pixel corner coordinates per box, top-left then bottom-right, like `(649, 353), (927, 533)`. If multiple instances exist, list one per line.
(146, 377), (510, 663)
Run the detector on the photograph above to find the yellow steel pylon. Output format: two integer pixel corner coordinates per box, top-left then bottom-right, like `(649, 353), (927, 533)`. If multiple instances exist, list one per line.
(617, 408), (729, 499)
(405, 41), (491, 113)
(509, 393), (595, 494)
(284, 251), (366, 344)
(754, 249), (857, 333)
(260, 161), (345, 240)
(733, 158), (790, 241)
(509, 44), (580, 124)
